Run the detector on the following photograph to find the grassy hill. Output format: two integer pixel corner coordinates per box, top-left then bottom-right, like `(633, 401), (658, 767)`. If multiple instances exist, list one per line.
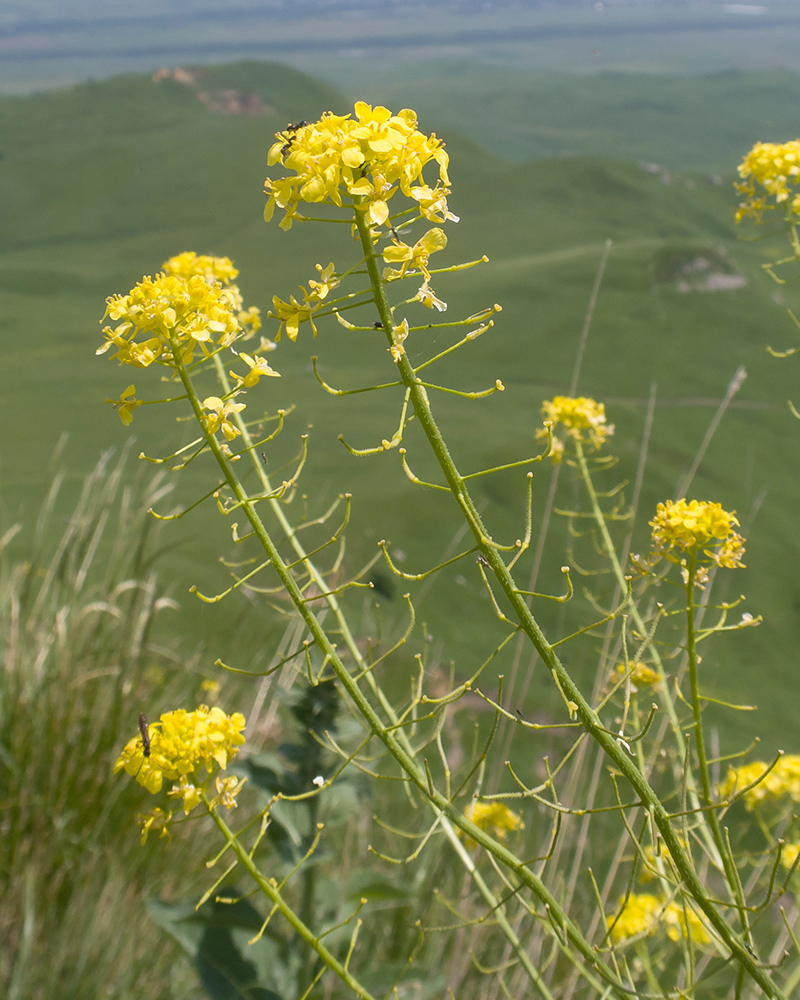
(2, 61), (799, 749)
(342, 63), (800, 172)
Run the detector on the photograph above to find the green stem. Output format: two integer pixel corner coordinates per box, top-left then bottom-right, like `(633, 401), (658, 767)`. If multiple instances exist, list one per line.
(170, 322), (634, 999)
(352, 209), (785, 1000)
(684, 551), (752, 944)
(573, 440), (694, 770)
(202, 792), (376, 1000)
(213, 352), (554, 998)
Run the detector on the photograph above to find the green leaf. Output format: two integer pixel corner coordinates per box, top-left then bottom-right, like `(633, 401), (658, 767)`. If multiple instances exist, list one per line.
(146, 892), (287, 1000)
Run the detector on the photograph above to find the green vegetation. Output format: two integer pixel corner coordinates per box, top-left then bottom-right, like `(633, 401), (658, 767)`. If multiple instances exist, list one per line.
(2, 61), (799, 745)
(4, 59), (800, 1000)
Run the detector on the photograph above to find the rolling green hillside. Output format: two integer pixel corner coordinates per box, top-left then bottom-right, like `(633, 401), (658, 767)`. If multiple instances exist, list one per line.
(347, 63), (800, 171)
(2, 61), (799, 748)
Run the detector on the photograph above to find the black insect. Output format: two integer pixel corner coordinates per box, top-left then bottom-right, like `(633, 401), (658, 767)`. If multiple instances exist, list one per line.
(280, 120), (310, 159)
(138, 713), (151, 757)
(372, 321), (384, 329)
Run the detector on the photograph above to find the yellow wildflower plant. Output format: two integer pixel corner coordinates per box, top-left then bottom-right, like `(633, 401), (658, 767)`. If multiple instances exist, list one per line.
(115, 704), (246, 796)
(460, 800), (524, 848)
(264, 102), (452, 230)
(719, 754), (800, 810)
(649, 499), (745, 569)
(536, 396), (614, 459)
(735, 140), (800, 222)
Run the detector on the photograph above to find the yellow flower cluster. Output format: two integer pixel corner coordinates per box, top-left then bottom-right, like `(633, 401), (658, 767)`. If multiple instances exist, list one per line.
(264, 102), (454, 230)
(719, 754), (800, 810)
(163, 250), (240, 285)
(536, 396), (614, 460)
(100, 253), (276, 425)
(115, 705), (246, 795)
(610, 893), (710, 946)
(461, 800), (524, 848)
(166, 253), (263, 338)
(735, 140), (800, 222)
(649, 499), (745, 568)
(98, 272), (241, 369)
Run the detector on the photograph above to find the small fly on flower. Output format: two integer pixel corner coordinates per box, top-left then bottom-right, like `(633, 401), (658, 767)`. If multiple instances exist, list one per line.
(126, 713), (151, 780)
(138, 713), (151, 757)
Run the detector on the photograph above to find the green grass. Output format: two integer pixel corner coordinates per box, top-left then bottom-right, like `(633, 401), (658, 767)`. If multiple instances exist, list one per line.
(2, 61), (800, 752)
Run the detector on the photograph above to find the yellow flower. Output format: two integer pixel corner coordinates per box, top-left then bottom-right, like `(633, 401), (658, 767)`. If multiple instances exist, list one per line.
(609, 893), (661, 941)
(719, 755), (800, 810)
(409, 183), (460, 224)
(137, 807), (173, 846)
(264, 103), (451, 230)
(735, 140), (800, 222)
(167, 775), (202, 815)
(781, 842), (800, 870)
(613, 661), (661, 690)
(229, 351), (281, 388)
(664, 902), (712, 946)
(415, 281), (447, 312)
(115, 705), (246, 794)
(610, 894), (710, 946)
(649, 499), (745, 568)
(202, 395), (246, 441)
(382, 228), (448, 282)
(210, 774), (247, 810)
(270, 293), (317, 341)
(461, 800), (524, 847)
(536, 396), (613, 456)
(307, 262), (340, 302)
(105, 384), (143, 425)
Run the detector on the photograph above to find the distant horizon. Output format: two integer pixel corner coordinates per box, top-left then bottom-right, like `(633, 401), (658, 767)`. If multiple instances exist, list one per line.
(3, 0), (800, 95)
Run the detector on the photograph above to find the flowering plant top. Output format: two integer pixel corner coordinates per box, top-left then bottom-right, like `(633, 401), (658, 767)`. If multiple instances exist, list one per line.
(649, 499), (745, 569)
(735, 140), (800, 222)
(114, 704), (246, 795)
(264, 102), (453, 229)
